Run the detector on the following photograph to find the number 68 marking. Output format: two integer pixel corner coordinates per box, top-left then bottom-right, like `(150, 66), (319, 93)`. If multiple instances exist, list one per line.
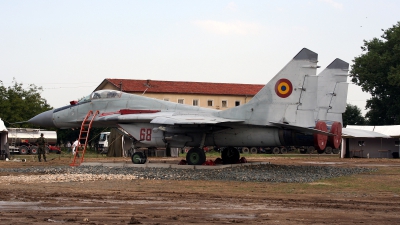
(140, 128), (152, 141)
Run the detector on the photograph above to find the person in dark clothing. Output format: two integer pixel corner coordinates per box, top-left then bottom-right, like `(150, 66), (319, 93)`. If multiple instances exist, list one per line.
(35, 133), (47, 162)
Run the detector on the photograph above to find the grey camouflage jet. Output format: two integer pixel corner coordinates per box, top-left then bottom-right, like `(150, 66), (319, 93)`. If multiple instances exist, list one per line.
(29, 48), (346, 165)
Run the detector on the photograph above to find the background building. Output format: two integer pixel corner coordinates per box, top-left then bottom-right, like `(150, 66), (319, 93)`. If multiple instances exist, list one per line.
(95, 79), (264, 110)
(342, 125), (400, 158)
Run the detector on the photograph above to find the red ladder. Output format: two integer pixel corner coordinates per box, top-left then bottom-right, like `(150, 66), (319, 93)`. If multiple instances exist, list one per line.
(70, 110), (99, 166)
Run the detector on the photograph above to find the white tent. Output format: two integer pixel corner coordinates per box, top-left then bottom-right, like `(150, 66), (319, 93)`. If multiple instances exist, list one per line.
(343, 125), (400, 158)
(343, 127), (390, 138)
(0, 118), (9, 159)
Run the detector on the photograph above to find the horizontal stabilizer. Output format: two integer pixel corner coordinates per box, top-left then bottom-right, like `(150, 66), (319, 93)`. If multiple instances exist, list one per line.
(270, 122), (335, 136)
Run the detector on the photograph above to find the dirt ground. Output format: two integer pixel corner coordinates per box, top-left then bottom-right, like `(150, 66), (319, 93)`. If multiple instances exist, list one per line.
(1, 155), (400, 225)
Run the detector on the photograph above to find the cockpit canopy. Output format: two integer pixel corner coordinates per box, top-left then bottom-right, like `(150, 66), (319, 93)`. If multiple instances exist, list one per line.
(91, 90), (122, 100)
(77, 90), (122, 104)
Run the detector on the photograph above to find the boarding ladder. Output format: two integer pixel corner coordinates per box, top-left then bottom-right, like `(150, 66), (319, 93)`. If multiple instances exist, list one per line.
(70, 110), (99, 166)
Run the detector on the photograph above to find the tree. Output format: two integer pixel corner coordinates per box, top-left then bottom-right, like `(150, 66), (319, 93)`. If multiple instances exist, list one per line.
(350, 21), (400, 125)
(343, 104), (366, 127)
(0, 79), (52, 128)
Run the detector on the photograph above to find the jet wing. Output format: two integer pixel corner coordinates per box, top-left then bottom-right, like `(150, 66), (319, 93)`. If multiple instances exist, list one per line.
(269, 122), (335, 136)
(97, 111), (243, 125)
(150, 114), (243, 125)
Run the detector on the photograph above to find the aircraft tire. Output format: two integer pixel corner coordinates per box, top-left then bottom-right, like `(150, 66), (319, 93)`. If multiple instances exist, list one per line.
(272, 147), (280, 154)
(250, 147), (258, 154)
(317, 149), (325, 154)
(299, 148), (307, 154)
(242, 147), (250, 154)
(131, 152), (147, 164)
(221, 147), (240, 164)
(280, 147), (288, 154)
(325, 146), (333, 154)
(186, 147), (206, 165)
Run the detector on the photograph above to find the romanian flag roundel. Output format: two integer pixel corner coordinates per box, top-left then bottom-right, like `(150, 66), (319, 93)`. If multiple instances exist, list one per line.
(275, 79), (292, 98)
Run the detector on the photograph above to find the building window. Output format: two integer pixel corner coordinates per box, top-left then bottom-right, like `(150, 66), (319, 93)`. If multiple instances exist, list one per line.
(164, 98), (169, 101)
(222, 100), (227, 108)
(178, 99), (184, 104)
(207, 100), (213, 107)
(193, 99), (199, 106)
(235, 101), (240, 106)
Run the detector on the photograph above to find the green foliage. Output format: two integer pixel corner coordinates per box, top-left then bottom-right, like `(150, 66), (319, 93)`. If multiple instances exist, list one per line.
(350, 21), (400, 125)
(343, 104), (366, 127)
(0, 79), (52, 127)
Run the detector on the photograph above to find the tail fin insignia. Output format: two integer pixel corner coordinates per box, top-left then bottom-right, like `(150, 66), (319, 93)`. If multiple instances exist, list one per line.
(275, 79), (293, 98)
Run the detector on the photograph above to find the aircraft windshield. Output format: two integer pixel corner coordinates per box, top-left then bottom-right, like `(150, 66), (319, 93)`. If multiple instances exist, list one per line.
(78, 95), (91, 104)
(91, 90), (122, 100)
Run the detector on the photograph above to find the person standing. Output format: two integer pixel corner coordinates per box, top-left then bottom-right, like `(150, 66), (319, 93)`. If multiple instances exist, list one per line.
(35, 133), (47, 162)
(71, 138), (80, 157)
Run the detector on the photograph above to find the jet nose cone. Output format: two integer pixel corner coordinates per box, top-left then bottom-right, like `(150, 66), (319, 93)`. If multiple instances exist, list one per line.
(28, 110), (55, 127)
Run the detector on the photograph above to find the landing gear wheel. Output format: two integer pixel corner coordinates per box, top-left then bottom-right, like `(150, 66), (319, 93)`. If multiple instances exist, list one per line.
(221, 147), (240, 164)
(280, 147), (288, 154)
(317, 149), (325, 154)
(242, 147), (250, 154)
(186, 147), (206, 165)
(272, 147), (280, 154)
(131, 152), (147, 164)
(250, 147), (258, 154)
(325, 146), (333, 154)
(299, 149), (307, 154)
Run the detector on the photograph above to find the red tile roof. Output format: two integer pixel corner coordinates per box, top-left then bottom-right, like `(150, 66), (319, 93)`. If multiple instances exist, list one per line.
(105, 79), (264, 96)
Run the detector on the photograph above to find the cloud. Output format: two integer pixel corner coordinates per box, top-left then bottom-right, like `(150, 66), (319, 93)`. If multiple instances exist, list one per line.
(319, 0), (343, 10)
(226, 2), (238, 12)
(193, 20), (262, 35)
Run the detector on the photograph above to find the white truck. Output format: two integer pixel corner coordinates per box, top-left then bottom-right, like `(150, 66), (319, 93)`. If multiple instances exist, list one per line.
(97, 132), (110, 154)
(7, 128), (59, 154)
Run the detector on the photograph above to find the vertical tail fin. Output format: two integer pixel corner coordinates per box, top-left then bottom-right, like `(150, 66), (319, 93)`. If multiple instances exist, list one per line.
(315, 58), (349, 123)
(220, 48), (319, 127)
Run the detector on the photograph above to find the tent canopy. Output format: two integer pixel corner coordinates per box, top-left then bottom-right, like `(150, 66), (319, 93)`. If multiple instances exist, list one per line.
(0, 119), (8, 133)
(344, 125), (400, 138)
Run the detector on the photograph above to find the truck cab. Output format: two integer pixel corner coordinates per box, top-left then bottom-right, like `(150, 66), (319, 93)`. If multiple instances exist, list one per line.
(98, 132), (110, 154)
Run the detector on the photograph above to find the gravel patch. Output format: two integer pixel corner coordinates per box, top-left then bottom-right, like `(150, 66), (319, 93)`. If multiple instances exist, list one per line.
(0, 164), (376, 184)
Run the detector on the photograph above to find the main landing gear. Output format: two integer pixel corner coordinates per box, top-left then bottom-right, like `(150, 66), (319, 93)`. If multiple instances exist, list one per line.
(185, 146), (240, 165)
(186, 147), (206, 165)
(131, 152), (147, 164)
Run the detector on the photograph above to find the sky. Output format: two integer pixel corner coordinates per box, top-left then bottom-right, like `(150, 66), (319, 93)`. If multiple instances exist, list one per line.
(1, 0), (399, 115)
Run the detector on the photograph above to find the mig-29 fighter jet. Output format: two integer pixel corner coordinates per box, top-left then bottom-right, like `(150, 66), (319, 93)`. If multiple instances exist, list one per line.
(29, 48), (342, 165)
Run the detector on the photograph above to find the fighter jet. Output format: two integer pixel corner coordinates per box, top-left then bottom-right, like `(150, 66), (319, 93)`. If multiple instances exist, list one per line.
(29, 48), (341, 165)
